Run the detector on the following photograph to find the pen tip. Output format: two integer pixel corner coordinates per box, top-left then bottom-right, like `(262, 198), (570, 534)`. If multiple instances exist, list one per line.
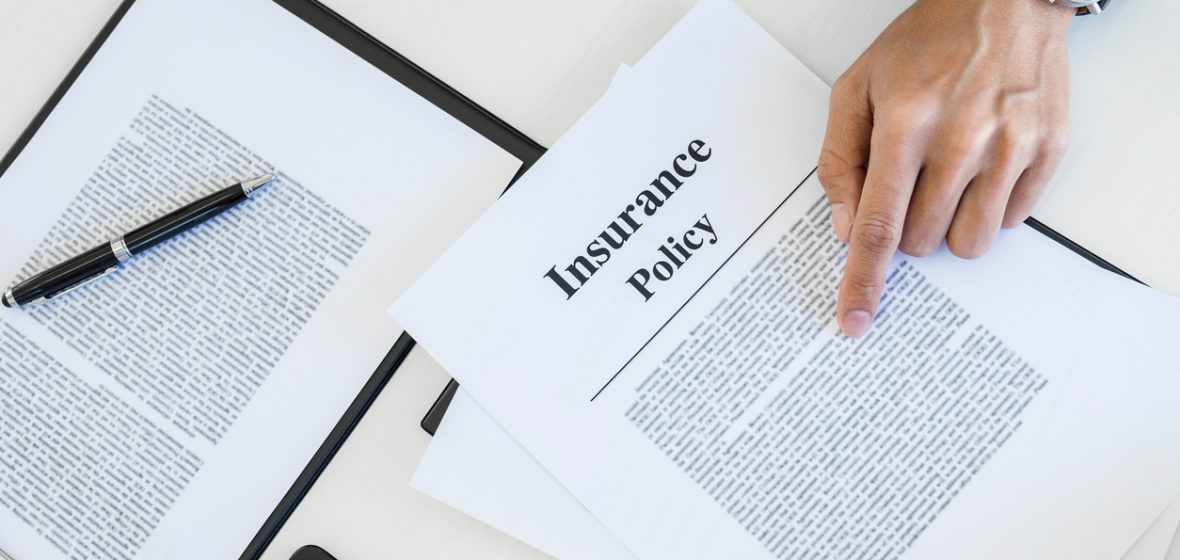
(2, 290), (12, 308)
(241, 173), (278, 197)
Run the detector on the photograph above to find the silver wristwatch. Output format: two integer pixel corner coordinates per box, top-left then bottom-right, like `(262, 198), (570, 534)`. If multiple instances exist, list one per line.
(1049, 0), (1110, 15)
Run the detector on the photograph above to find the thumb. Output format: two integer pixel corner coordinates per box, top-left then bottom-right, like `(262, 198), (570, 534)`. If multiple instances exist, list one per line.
(818, 72), (872, 241)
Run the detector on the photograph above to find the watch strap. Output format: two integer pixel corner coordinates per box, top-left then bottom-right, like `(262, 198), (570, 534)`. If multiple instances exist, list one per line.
(1052, 0), (1111, 15)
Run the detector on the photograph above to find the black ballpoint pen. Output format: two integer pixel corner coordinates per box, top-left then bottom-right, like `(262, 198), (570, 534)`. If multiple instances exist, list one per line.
(2, 173), (277, 308)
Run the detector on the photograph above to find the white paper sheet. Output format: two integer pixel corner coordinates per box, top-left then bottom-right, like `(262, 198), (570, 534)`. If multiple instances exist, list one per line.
(416, 389), (636, 560)
(392, 1), (1180, 559)
(0, 0), (521, 558)
(418, 235), (1180, 560)
(1170, 519), (1180, 560)
(409, 61), (633, 560)
(1124, 499), (1180, 560)
(419, 254), (1180, 560)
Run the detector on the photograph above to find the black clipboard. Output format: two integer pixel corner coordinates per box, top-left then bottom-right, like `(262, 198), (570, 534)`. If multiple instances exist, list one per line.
(0, 1), (543, 559)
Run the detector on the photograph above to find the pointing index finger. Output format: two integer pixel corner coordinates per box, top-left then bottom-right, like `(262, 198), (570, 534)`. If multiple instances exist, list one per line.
(837, 125), (921, 338)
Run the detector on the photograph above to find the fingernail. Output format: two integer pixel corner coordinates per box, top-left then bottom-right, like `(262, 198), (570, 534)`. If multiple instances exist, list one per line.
(840, 309), (873, 338)
(831, 203), (851, 242)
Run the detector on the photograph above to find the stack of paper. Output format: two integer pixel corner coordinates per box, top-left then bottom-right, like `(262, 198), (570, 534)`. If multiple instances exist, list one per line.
(391, 1), (1180, 558)
(0, 1), (523, 558)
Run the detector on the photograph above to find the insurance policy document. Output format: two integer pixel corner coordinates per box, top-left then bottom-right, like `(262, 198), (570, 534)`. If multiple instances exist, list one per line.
(393, 1), (1180, 558)
(0, 0), (521, 558)
(413, 63), (1180, 560)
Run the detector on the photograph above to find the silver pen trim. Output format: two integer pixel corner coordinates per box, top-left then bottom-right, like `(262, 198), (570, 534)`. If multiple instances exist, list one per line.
(3, 289), (17, 308)
(27, 267), (118, 306)
(110, 235), (133, 264)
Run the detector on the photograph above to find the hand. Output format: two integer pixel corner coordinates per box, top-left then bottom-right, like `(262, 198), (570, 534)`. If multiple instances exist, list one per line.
(818, 0), (1074, 337)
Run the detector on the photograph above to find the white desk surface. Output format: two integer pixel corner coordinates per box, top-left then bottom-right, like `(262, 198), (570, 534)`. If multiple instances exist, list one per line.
(1, 1), (1176, 559)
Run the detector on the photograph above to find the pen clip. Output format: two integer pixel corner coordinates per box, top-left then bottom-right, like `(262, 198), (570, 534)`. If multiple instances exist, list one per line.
(27, 266), (119, 306)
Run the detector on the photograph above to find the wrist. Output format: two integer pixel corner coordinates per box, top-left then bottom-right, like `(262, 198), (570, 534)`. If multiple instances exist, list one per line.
(914, 0), (1074, 32)
(996, 0), (1074, 36)
(1037, 0), (1080, 25)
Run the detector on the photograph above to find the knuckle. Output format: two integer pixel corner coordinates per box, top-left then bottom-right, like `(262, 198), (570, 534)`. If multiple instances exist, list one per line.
(854, 211), (902, 254)
(831, 74), (855, 99)
(998, 125), (1038, 158)
(887, 96), (938, 126)
(817, 147), (849, 188)
(830, 72), (867, 114)
(950, 123), (995, 158)
(940, 138), (978, 163)
(877, 123), (920, 155)
(968, 120), (997, 145)
(1040, 128), (1071, 160)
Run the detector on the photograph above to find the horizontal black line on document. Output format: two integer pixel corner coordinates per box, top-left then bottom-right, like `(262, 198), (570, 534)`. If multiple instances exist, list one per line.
(589, 166), (819, 402)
